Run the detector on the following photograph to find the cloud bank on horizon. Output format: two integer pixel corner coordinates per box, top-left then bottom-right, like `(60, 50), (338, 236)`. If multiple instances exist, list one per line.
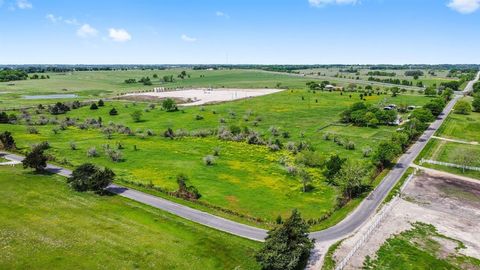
(447, 0), (480, 14)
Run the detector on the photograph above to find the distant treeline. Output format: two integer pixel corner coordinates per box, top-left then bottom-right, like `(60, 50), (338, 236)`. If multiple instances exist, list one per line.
(0, 64), (479, 74)
(0, 69), (28, 82)
(367, 71), (396, 77)
(367, 77), (423, 87)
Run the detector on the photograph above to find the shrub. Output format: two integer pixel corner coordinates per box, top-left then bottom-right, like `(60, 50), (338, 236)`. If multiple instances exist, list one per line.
(109, 107), (118, 116)
(130, 110), (143, 122)
(362, 147), (372, 157)
(69, 141), (77, 150)
(195, 114), (204, 120)
(106, 149), (123, 162)
(164, 128), (175, 139)
(0, 131), (16, 150)
(174, 174), (201, 200)
(203, 155), (215, 166)
(98, 99), (105, 107)
(49, 102), (70, 115)
(87, 147), (99, 157)
(27, 126), (39, 134)
(67, 163), (114, 193)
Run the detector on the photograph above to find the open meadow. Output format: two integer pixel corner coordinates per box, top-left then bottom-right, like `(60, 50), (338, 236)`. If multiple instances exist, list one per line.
(1, 83), (433, 227)
(0, 165), (260, 270)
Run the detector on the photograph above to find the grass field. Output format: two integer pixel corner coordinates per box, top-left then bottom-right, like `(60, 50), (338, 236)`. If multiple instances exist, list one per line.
(0, 69), (317, 108)
(416, 102), (480, 179)
(436, 108), (480, 142)
(0, 165), (259, 270)
(1, 89), (432, 225)
(295, 68), (457, 88)
(363, 222), (480, 270)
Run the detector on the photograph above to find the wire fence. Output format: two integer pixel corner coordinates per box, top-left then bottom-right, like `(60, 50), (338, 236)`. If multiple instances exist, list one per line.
(334, 173), (415, 270)
(420, 159), (480, 172)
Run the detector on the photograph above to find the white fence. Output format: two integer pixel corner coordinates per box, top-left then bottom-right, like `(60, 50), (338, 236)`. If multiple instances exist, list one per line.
(421, 159), (480, 172)
(334, 173), (415, 270)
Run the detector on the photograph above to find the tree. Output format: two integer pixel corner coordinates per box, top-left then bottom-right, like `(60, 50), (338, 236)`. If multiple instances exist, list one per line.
(424, 98), (445, 116)
(453, 149), (479, 173)
(0, 112), (9, 123)
(0, 131), (16, 150)
(298, 169), (312, 192)
(410, 108), (435, 123)
(109, 107), (118, 116)
(473, 95), (480, 112)
(454, 100), (471, 115)
(335, 160), (368, 201)
(424, 86), (437, 96)
(98, 99), (105, 107)
(22, 146), (48, 172)
(373, 141), (402, 169)
(255, 209), (314, 270)
(162, 98), (177, 112)
(49, 102), (70, 115)
(323, 154), (346, 184)
(130, 110), (143, 122)
(90, 103), (98, 110)
(67, 163), (115, 193)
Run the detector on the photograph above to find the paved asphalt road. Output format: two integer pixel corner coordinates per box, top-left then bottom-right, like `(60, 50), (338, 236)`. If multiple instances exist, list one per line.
(2, 71), (478, 242)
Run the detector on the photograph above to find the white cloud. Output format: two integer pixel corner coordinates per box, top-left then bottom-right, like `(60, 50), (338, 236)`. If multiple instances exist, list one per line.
(64, 18), (80, 25)
(46, 14), (62, 23)
(447, 0), (480, 14)
(76, 24), (98, 38)
(308, 0), (358, 7)
(17, 0), (32, 9)
(216, 11), (230, 18)
(181, 34), (197, 42)
(108, 28), (132, 42)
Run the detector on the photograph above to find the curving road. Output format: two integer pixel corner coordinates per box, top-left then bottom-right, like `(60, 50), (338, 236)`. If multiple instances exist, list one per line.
(1, 71), (478, 243)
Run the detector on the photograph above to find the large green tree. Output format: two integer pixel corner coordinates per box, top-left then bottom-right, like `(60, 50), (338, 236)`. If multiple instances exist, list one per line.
(22, 146), (48, 172)
(255, 209), (314, 270)
(68, 163), (115, 193)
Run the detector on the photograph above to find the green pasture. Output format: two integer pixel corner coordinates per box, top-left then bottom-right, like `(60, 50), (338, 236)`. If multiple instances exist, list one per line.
(436, 109), (480, 142)
(1, 87), (432, 225)
(0, 69), (312, 108)
(0, 165), (259, 270)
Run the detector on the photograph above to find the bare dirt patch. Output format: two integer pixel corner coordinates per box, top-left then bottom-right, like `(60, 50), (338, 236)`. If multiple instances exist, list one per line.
(121, 88), (283, 106)
(332, 170), (480, 269)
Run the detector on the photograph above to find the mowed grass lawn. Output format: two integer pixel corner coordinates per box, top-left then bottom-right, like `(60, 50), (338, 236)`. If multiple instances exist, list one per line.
(0, 69), (312, 108)
(436, 109), (480, 142)
(0, 165), (259, 270)
(2, 90), (432, 224)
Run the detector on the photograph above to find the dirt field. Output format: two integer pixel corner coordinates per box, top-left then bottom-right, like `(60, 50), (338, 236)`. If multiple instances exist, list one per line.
(122, 88), (282, 106)
(331, 170), (480, 269)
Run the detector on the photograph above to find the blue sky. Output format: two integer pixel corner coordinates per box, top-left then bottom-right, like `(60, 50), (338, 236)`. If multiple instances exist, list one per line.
(0, 0), (479, 64)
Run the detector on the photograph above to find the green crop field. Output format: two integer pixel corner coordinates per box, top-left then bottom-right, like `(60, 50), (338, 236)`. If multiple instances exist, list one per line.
(363, 222), (480, 270)
(0, 165), (259, 270)
(1, 87), (432, 227)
